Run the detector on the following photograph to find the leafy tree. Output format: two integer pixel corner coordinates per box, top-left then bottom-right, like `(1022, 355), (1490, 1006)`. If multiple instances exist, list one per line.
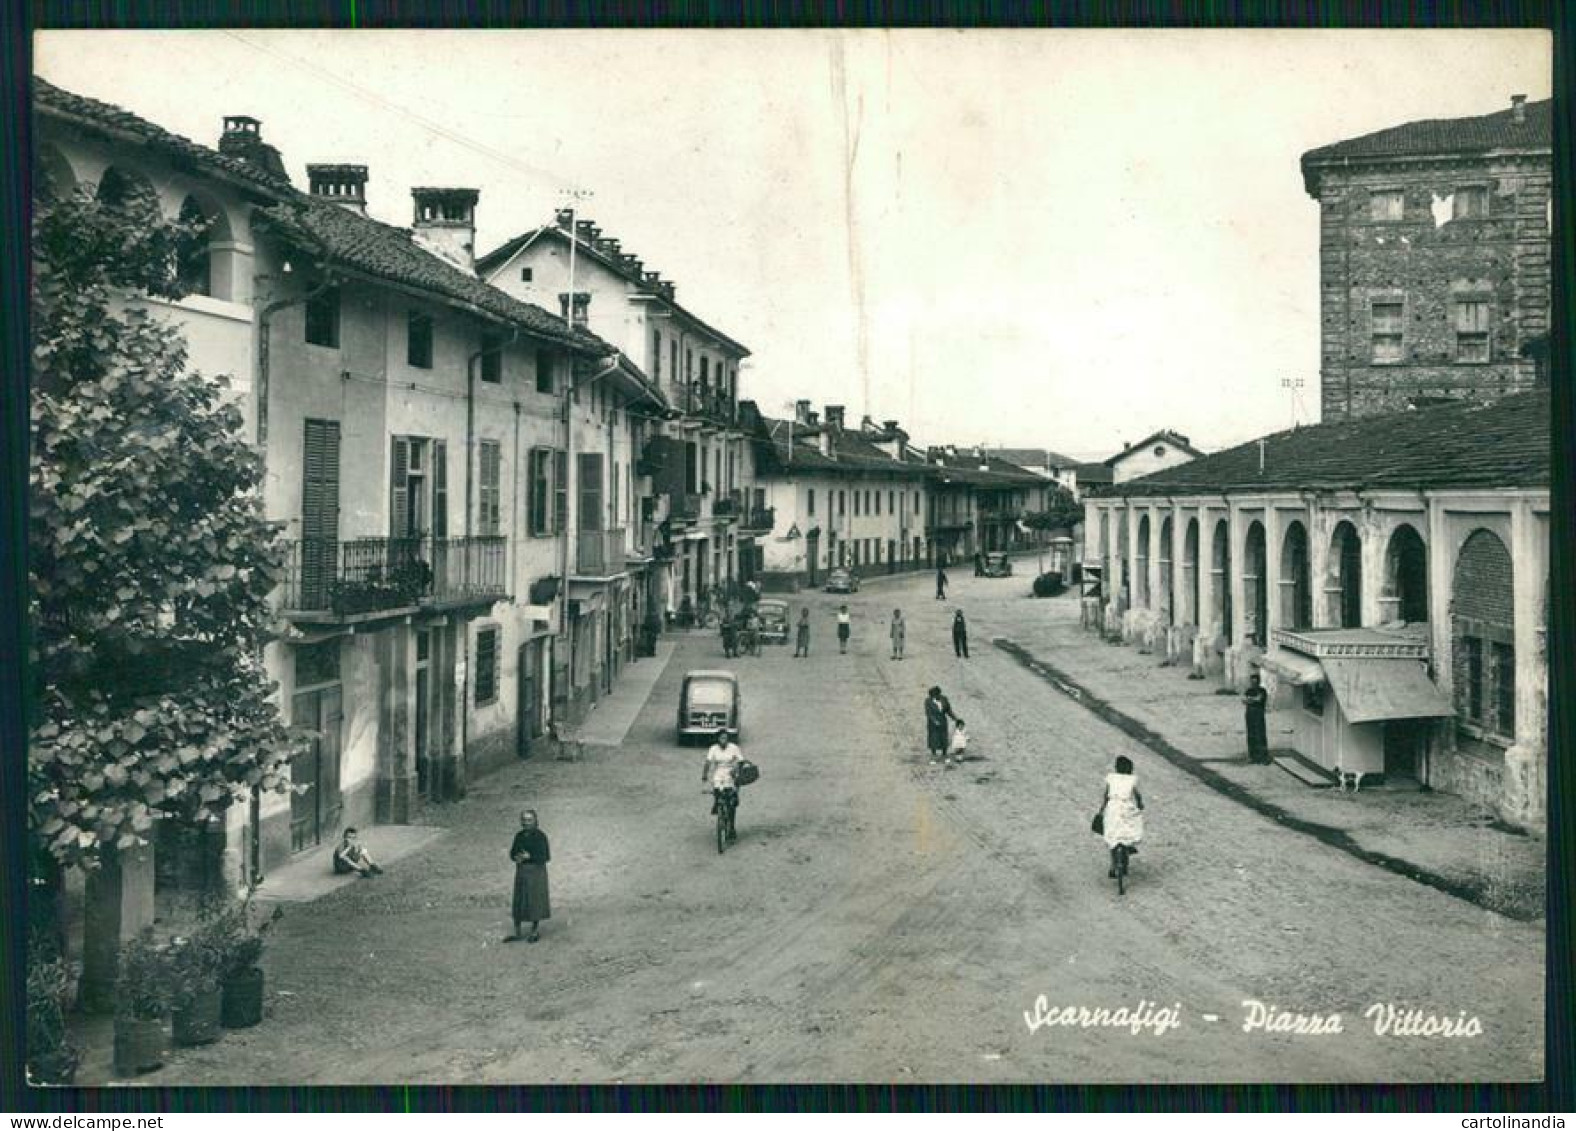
(1023, 484), (1084, 533)
(29, 181), (298, 873)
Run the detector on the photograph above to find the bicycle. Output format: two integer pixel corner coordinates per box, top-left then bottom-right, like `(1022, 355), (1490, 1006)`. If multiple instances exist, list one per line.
(714, 787), (738, 854)
(1111, 843), (1133, 895)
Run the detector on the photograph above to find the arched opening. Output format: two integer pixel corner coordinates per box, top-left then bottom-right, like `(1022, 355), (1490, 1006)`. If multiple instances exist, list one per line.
(1116, 510), (1130, 606)
(1210, 520), (1232, 639)
(95, 165), (161, 220)
(1327, 521), (1362, 628)
(1383, 524), (1429, 624)
(1136, 515), (1151, 606)
(1280, 521), (1312, 629)
(1183, 518), (1200, 625)
(1244, 521), (1267, 646)
(175, 193), (233, 298)
(1158, 516), (1174, 622)
(34, 143), (78, 201)
(1450, 529), (1515, 742)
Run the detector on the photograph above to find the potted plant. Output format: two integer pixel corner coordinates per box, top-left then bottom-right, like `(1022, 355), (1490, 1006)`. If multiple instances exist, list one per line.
(112, 929), (172, 1076)
(210, 894), (282, 1029)
(26, 947), (80, 1085)
(168, 929), (225, 1047)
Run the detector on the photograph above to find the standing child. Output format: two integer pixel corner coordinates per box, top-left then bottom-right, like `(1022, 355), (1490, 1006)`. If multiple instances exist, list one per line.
(946, 718), (968, 769)
(836, 604), (852, 654)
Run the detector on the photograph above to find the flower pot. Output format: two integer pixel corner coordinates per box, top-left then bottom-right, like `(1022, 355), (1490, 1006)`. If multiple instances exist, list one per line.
(220, 967), (264, 1029)
(172, 988), (224, 1047)
(113, 1015), (167, 1076)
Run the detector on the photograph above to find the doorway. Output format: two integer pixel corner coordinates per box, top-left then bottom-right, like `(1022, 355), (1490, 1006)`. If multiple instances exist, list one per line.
(290, 643), (344, 852)
(806, 531), (820, 586)
(517, 640), (541, 759)
(414, 627), (443, 804)
(1383, 718), (1428, 783)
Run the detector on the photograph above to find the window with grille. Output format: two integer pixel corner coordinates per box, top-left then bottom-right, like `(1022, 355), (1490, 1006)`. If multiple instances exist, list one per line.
(1369, 189), (1404, 222)
(1454, 300), (1491, 363)
(475, 626), (500, 706)
(1453, 186), (1489, 219)
(305, 288), (340, 348)
(1371, 301), (1404, 363)
(407, 311), (433, 369)
(1492, 642), (1516, 738)
(478, 441), (502, 536)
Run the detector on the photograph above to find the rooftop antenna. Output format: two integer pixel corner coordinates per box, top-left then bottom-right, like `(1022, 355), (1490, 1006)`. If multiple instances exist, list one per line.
(558, 187), (594, 329)
(1281, 376), (1306, 428)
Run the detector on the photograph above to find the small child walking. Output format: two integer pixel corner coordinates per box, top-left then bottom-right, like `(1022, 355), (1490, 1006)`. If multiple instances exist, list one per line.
(946, 718), (968, 769)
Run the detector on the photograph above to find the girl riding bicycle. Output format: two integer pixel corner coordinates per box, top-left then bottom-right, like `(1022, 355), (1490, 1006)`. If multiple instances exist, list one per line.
(1099, 755), (1145, 878)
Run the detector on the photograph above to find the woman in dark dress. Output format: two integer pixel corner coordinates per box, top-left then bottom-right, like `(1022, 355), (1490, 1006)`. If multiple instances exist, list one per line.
(508, 810), (551, 943)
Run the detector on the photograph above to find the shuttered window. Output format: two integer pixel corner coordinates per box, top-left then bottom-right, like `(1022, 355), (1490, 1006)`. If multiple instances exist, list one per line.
(578, 453), (604, 531)
(553, 450), (569, 535)
(528, 448), (553, 536)
(1371, 301), (1403, 363)
(301, 419), (341, 608)
(478, 441), (502, 536)
(475, 626), (500, 706)
(1454, 300), (1491, 363)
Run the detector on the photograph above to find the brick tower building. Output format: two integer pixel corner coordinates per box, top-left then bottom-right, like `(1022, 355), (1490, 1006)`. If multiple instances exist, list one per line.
(1301, 95), (1552, 422)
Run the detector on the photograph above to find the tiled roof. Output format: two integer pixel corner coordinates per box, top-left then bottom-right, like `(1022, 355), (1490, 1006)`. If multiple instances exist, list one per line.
(754, 418), (932, 478)
(34, 76), (293, 197)
(1075, 462), (1114, 485)
(986, 447), (1080, 470)
(1091, 392), (1549, 498)
(254, 199), (605, 352)
(478, 224), (751, 358)
(1104, 429), (1205, 466)
(1301, 99), (1552, 195)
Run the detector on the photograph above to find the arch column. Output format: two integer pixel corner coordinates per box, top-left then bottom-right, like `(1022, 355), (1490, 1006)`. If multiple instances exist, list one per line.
(1225, 501), (1249, 687)
(1426, 497), (1454, 690)
(1170, 501), (1189, 625)
(1504, 498), (1548, 827)
(1147, 502), (1165, 621)
(1309, 498), (1335, 628)
(1192, 504), (1217, 677)
(1263, 504), (1285, 641)
(1360, 513), (1387, 628)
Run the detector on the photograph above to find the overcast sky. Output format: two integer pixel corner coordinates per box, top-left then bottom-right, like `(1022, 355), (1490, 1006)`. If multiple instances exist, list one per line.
(36, 29), (1550, 460)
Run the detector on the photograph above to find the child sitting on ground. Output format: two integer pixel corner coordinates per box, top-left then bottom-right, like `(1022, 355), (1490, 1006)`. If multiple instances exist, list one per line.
(332, 827), (383, 877)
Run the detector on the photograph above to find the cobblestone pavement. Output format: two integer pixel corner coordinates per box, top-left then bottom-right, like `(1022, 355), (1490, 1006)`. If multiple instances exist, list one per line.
(115, 563), (1544, 1085)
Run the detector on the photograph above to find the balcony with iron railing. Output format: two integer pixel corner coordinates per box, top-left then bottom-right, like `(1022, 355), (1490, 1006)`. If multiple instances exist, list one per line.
(574, 526), (627, 577)
(666, 382), (738, 428)
(280, 536), (508, 620)
(739, 504), (776, 533)
(666, 492), (703, 524)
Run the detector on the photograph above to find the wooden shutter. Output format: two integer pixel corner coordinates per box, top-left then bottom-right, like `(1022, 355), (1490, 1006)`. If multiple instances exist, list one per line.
(553, 450), (568, 534)
(578, 453), (603, 532)
(432, 439), (448, 539)
(390, 436), (410, 538)
(302, 420), (341, 540)
(479, 441), (501, 536)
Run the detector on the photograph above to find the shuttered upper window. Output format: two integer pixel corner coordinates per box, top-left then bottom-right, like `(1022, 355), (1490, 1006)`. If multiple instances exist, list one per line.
(478, 440), (502, 536)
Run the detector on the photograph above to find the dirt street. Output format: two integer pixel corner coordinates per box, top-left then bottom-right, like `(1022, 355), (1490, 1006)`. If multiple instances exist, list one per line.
(147, 567), (1544, 1085)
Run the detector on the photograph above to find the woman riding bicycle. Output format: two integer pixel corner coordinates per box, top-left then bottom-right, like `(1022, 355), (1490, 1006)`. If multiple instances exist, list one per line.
(703, 728), (745, 825)
(1099, 755), (1145, 878)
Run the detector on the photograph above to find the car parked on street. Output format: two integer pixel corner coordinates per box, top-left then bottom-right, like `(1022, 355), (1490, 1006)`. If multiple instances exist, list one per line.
(824, 568), (860, 594)
(755, 599), (790, 644)
(980, 551), (1013, 578)
(677, 670), (741, 744)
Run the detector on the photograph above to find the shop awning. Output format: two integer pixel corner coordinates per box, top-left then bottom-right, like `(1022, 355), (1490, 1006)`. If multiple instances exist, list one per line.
(1321, 658), (1454, 723)
(1256, 649), (1326, 687)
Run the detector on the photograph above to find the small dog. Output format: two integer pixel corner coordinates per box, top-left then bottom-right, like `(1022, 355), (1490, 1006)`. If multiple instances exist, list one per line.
(1337, 770), (1366, 794)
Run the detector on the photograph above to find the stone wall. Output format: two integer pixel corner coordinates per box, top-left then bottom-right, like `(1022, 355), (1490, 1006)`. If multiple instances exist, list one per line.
(1316, 156), (1551, 421)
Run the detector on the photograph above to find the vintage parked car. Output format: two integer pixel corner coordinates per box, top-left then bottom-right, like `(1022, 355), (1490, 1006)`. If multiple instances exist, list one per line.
(980, 551), (1013, 578)
(824, 568), (860, 594)
(677, 670), (741, 744)
(755, 599), (790, 644)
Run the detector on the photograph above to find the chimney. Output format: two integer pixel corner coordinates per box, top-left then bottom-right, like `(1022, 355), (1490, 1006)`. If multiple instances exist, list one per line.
(1511, 94), (1527, 122)
(411, 187), (480, 273)
(306, 164), (369, 213)
(860, 414), (876, 433)
(794, 399), (811, 425)
(806, 410), (820, 427)
(555, 208), (574, 230)
(824, 405), (845, 432)
(218, 115), (289, 181)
